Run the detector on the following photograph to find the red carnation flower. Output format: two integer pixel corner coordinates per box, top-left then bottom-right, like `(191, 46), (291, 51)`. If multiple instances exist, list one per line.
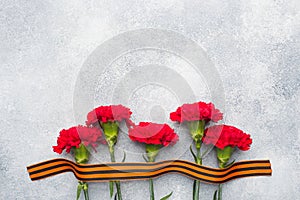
(53, 125), (103, 154)
(85, 105), (133, 199)
(202, 125), (252, 151)
(129, 122), (179, 146)
(86, 104), (134, 127)
(170, 101), (223, 123)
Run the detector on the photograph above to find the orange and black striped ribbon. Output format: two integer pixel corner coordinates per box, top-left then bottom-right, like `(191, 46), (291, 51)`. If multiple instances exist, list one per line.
(27, 159), (272, 184)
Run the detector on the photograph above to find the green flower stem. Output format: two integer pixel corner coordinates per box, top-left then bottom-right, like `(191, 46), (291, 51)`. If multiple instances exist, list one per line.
(82, 182), (89, 200)
(108, 143), (122, 200)
(217, 184), (222, 200)
(115, 181), (122, 200)
(149, 179), (155, 200)
(101, 121), (123, 200)
(109, 144), (116, 162)
(146, 144), (162, 200)
(193, 146), (202, 200)
(75, 145), (90, 200)
(83, 191), (89, 200)
(215, 146), (234, 200)
(77, 181), (89, 200)
(187, 120), (205, 200)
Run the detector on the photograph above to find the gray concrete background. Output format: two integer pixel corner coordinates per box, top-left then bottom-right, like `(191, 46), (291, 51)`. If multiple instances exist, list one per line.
(1, 0), (299, 199)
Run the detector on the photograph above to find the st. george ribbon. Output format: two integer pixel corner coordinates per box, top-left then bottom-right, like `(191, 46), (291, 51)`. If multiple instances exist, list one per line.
(27, 158), (272, 184)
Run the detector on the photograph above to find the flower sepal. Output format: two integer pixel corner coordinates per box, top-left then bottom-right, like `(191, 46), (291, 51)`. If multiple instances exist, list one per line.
(187, 120), (205, 150)
(74, 144), (90, 164)
(146, 144), (162, 162)
(101, 121), (119, 147)
(216, 146), (234, 168)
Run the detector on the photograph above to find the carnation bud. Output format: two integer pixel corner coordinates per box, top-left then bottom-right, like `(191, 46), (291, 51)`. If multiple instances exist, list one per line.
(216, 146), (234, 168)
(187, 120), (205, 149)
(74, 144), (90, 164)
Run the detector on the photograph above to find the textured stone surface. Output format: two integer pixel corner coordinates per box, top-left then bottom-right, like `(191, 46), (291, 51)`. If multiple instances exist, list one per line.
(0, 0), (299, 199)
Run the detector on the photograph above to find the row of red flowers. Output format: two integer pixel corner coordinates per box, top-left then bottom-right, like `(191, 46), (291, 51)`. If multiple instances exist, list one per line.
(52, 102), (252, 200)
(54, 103), (251, 152)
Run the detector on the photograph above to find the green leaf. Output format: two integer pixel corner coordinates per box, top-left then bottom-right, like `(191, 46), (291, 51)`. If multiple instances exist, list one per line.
(224, 160), (235, 168)
(160, 191), (173, 200)
(190, 145), (197, 163)
(109, 181), (114, 198)
(122, 151), (126, 162)
(213, 190), (218, 200)
(76, 183), (83, 200)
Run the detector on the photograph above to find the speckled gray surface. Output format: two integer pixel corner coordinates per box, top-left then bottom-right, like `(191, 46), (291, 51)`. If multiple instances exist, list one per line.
(1, 0), (300, 199)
